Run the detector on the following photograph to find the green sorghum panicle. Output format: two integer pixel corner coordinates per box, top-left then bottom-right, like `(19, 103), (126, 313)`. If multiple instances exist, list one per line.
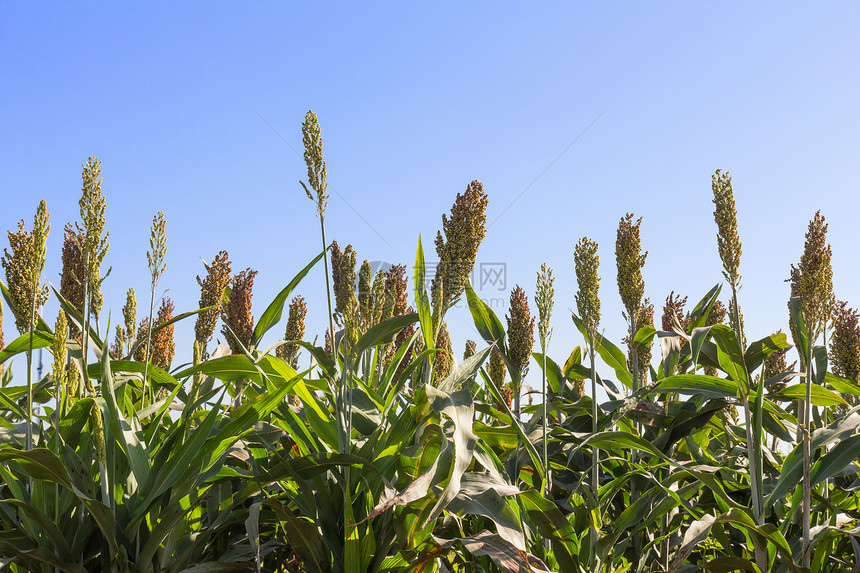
(535, 263), (555, 351)
(32, 200), (50, 286)
(331, 243), (357, 326)
(575, 238), (601, 335)
(762, 330), (791, 382)
(78, 157), (110, 319)
(60, 223), (85, 341)
(489, 345), (507, 389)
(110, 325), (125, 359)
(615, 214), (646, 322)
(433, 323), (453, 382)
(89, 403), (106, 465)
(371, 269), (387, 325)
(507, 285), (535, 378)
(147, 211), (167, 286)
(195, 251), (232, 354)
(278, 295), (307, 369)
(222, 269), (257, 355)
(2, 209), (50, 333)
(712, 169), (742, 288)
(432, 181), (489, 314)
(65, 362), (79, 406)
(358, 259), (373, 327)
(300, 110), (328, 218)
(729, 296), (747, 348)
(704, 300), (728, 376)
(123, 288), (137, 355)
(53, 309), (68, 401)
(795, 211), (834, 343)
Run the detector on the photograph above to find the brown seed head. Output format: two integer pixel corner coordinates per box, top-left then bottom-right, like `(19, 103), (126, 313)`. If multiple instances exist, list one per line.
(358, 259), (373, 327)
(507, 285), (535, 378)
(222, 268), (257, 355)
(464, 339), (477, 360)
(151, 297), (175, 370)
(278, 295), (307, 369)
(712, 169), (742, 288)
(331, 243), (357, 325)
(662, 291), (689, 334)
(432, 181), (489, 314)
(830, 301), (860, 385)
(60, 223), (86, 340)
(194, 250), (232, 352)
(615, 213), (647, 321)
(762, 330), (791, 381)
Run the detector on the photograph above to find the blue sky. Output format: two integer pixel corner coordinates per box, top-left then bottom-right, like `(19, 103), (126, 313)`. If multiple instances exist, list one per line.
(2, 3), (859, 392)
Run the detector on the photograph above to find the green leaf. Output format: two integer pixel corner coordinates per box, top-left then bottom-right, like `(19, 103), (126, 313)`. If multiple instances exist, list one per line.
(466, 281), (505, 346)
(414, 236), (435, 356)
(709, 324), (749, 398)
(251, 248), (325, 347)
(350, 312), (417, 359)
(771, 383), (847, 407)
(651, 375), (740, 399)
(743, 332), (789, 374)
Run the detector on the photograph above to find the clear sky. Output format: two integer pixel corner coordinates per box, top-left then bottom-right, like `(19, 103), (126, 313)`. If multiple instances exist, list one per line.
(2, 3), (859, 393)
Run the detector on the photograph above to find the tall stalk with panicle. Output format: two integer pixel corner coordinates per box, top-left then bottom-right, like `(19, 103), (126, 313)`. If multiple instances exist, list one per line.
(195, 251), (232, 360)
(831, 301), (860, 406)
(793, 210), (834, 566)
(77, 157), (110, 394)
(535, 264), (554, 496)
(142, 211), (166, 407)
(575, 238), (600, 489)
(616, 213), (646, 394)
(300, 110), (335, 356)
(711, 169), (767, 567)
(1, 201), (50, 450)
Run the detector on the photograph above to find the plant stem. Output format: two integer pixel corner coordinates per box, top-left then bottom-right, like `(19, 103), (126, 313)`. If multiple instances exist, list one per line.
(142, 279), (156, 408)
(541, 350), (548, 496)
(25, 288), (37, 451)
(802, 336), (813, 567)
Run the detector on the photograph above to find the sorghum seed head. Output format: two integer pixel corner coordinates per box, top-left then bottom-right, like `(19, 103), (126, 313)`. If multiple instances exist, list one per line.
(575, 237), (601, 335)
(151, 297), (175, 370)
(77, 157), (110, 319)
(2, 216), (50, 334)
(60, 223), (85, 341)
(489, 345), (507, 388)
(194, 251), (232, 352)
(278, 295), (307, 369)
(301, 110), (328, 218)
(796, 211), (835, 343)
(535, 263), (555, 351)
(433, 322), (453, 382)
(830, 301), (860, 385)
(431, 181), (489, 314)
(89, 404), (106, 465)
(507, 285), (535, 378)
(615, 214), (646, 322)
(222, 268), (257, 355)
(712, 169), (742, 288)
(464, 339), (477, 360)
(53, 309), (68, 399)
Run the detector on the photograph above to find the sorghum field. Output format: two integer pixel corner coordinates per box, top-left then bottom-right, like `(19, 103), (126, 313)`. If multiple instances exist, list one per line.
(0, 112), (858, 572)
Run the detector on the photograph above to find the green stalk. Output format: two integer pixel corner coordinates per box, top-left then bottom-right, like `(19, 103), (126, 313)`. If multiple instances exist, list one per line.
(802, 336), (813, 567)
(142, 280), (156, 408)
(541, 350), (548, 496)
